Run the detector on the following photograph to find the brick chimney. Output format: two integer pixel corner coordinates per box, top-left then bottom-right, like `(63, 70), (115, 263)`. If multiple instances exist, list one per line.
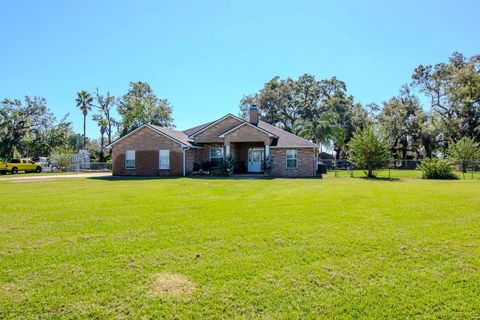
(248, 104), (259, 125)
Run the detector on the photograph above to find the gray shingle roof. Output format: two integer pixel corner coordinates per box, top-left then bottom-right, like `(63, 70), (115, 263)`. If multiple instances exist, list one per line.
(148, 125), (197, 147)
(181, 116), (316, 148)
(257, 121), (317, 148)
(182, 121), (214, 136)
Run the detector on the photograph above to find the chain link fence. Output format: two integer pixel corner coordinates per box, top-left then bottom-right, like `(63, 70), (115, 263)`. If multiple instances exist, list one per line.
(319, 159), (480, 180)
(43, 162), (112, 173)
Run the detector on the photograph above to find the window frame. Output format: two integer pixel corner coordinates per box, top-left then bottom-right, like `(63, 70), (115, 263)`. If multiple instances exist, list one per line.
(159, 149), (170, 170)
(209, 147), (224, 168)
(286, 149), (298, 169)
(125, 149), (136, 169)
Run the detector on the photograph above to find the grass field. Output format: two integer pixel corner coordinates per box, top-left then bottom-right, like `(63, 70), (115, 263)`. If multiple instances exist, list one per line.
(1, 175), (479, 319)
(329, 169), (480, 180)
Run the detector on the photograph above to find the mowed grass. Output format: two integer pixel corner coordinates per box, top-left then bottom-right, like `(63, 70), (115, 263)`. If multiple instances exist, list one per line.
(0, 176), (479, 319)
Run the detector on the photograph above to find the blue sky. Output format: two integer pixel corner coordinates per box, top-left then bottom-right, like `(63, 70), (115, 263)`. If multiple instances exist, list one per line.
(1, 0), (479, 138)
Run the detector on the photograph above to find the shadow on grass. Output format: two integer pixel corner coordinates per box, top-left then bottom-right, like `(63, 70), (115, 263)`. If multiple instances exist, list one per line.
(87, 175), (323, 182)
(356, 176), (401, 182)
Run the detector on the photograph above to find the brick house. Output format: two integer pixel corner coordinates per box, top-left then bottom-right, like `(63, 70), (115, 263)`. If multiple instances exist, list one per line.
(108, 106), (318, 177)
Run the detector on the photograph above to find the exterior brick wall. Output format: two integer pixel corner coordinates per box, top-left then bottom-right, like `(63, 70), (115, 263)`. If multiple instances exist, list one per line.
(269, 147), (316, 177)
(110, 122), (318, 178)
(112, 126), (185, 176)
(193, 116), (242, 143)
(223, 124), (272, 145)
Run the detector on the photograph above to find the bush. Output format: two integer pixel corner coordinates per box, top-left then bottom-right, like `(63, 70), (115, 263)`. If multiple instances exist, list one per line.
(50, 146), (74, 172)
(220, 156), (235, 176)
(347, 127), (391, 178)
(419, 159), (457, 180)
(447, 137), (480, 173)
(262, 157), (274, 176)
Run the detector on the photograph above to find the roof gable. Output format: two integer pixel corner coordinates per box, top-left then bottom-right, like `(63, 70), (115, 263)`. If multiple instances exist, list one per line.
(186, 114), (244, 138)
(219, 122), (278, 138)
(106, 124), (196, 148)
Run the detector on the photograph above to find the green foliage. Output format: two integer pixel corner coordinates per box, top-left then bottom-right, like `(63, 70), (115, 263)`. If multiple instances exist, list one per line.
(117, 81), (174, 136)
(419, 158), (457, 180)
(378, 85), (431, 160)
(220, 156), (235, 176)
(240, 74), (368, 158)
(50, 146), (75, 171)
(76, 90), (94, 149)
(447, 137), (480, 172)
(262, 156), (274, 176)
(348, 127), (391, 177)
(93, 88), (117, 146)
(0, 97), (73, 158)
(412, 52), (480, 143)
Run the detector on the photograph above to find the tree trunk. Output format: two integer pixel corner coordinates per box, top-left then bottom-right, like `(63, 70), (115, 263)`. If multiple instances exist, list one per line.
(108, 123), (112, 156)
(335, 148), (341, 160)
(83, 114), (86, 149)
(367, 163), (374, 178)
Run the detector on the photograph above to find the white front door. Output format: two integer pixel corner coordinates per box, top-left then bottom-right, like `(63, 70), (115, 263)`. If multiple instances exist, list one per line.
(248, 148), (264, 172)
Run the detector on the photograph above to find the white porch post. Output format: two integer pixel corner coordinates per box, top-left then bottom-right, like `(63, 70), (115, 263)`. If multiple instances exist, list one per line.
(265, 144), (270, 158)
(182, 148), (186, 176)
(226, 144), (231, 158)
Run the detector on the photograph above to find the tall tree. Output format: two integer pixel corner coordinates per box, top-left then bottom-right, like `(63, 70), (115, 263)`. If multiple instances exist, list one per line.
(117, 81), (174, 136)
(93, 88), (117, 146)
(411, 52), (480, 144)
(348, 127), (391, 178)
(447, 137), (480, 173)
(75, 90), (94, 149)
(0, 96), (58, 158)
(378, 85), (425, 162)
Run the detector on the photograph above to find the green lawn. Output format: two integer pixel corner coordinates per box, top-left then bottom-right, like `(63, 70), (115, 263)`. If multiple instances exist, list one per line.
(330, 169), (480, 180)
(1, 176), (479, 319)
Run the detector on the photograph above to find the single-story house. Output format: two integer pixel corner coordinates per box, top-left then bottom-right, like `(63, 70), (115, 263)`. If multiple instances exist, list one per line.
(108, 105), (318, 177)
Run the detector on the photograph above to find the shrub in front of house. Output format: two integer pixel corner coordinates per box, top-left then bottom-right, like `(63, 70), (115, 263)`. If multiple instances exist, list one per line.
(262, 157), (274, 176)
(220, 156), (235, 176)
(419, 158), (458, 180)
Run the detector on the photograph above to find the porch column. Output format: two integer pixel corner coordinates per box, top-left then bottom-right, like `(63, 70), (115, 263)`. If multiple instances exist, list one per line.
(225, 144), (231, 158)
(265, 144), (270, 158)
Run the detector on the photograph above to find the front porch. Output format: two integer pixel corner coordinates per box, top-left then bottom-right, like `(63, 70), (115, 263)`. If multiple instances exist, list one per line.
(228, 142), (269, 174)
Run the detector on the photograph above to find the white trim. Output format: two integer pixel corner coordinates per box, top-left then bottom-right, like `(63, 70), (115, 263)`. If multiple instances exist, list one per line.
(209, 147), (224, 167)
(270, 146), (316, 149)
(218, 122), (278, 138)
(187, 113), (245, 138)
(225, 144), (230, 157)
(125, 149), (136, 169)
(182, 148), (186, 176)
(106, 124), (193, 149)
(159, 149), (170, 170)
(265, 144), (270, 158)
(286, 149), (298, 169)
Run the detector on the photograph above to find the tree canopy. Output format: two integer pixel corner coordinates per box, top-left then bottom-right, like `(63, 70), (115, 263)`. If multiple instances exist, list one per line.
(117, 81), (174, 136)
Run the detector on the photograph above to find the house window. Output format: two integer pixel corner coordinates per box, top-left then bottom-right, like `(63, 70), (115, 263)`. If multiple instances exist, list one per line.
(209, 147), (224, 167)
(125, 150), (135, 169)
(159, 149), (170, 170)
(286, 149), (298, 169)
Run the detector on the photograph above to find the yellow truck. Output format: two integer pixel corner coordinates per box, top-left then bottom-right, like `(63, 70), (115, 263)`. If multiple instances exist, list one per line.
(0, 158), (42, 174)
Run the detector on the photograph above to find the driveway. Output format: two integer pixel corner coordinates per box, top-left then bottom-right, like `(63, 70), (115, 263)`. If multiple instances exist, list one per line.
(0, 172), (112, 181)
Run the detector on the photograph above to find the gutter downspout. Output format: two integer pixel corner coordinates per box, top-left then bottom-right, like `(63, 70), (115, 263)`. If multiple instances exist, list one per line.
(183, 147), (190, 176)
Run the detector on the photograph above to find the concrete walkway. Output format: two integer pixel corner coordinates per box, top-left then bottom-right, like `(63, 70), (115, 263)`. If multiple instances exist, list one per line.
(0, 172), (112, 181)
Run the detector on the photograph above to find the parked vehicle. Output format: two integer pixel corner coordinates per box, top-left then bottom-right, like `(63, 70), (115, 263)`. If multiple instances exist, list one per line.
(0, 158), (42, 174)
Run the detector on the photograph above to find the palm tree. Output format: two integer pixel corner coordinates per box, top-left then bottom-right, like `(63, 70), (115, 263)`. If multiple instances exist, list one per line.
(294, 113), (342, 155)
(97, 117), (108, 149)
(75, 90), (93, 149)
